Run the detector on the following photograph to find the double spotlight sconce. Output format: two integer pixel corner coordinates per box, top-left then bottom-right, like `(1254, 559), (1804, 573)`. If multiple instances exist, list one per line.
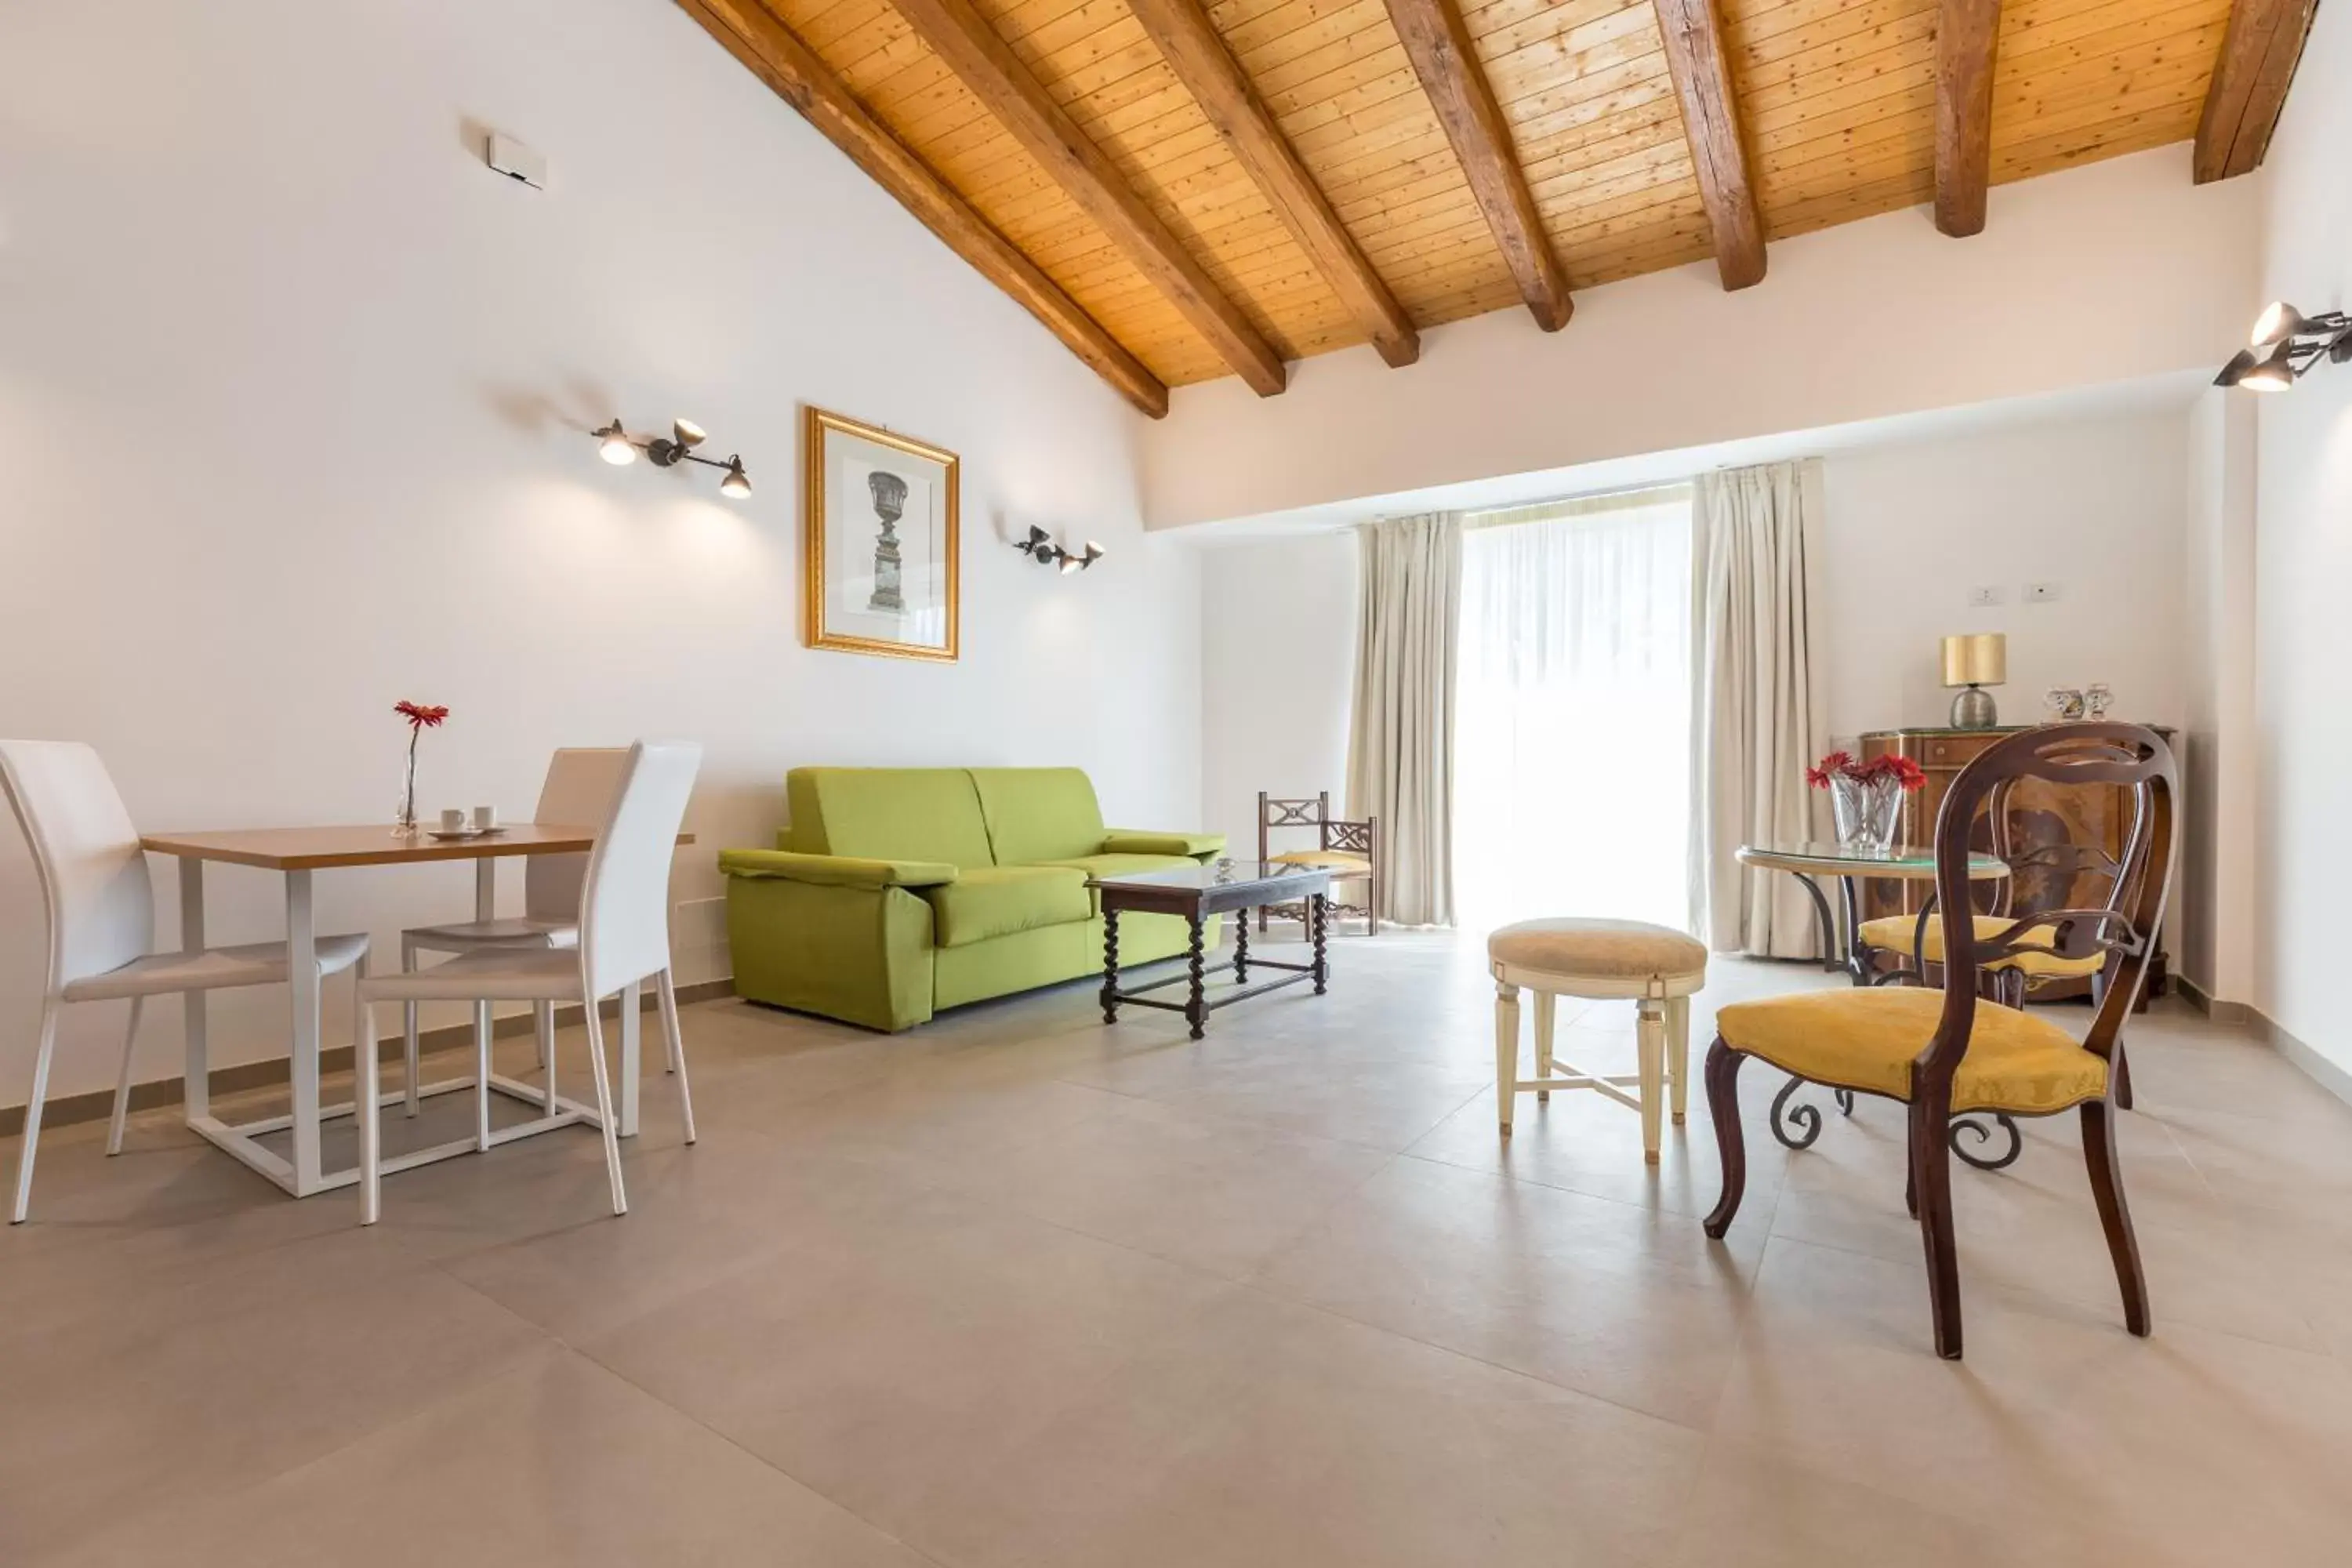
(2215, 301), (2352, 392)
(1014, 524), (1105, 575)
(593, 416), (752, 498)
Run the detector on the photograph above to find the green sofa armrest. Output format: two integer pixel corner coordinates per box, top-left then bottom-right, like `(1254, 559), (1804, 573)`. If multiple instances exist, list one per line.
(717, 848), (960, 890)
(1101, 829), (1227, 858)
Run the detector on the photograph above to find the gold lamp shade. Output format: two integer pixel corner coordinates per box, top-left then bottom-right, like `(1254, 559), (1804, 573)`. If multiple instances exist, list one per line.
(1941, 633), (2005, 728)
(1940, 633), (2006, 688)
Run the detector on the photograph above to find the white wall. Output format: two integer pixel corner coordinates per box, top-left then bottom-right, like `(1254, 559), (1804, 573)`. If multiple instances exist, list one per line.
(1200, 400), (2196, 880)
(1200, 533), (1358, 852)
(2179, 390), (2259, 1004)
(1817, 406), (2191, 739)
(2248, 0), (2352, 1073)
(0, 0), (1199, 1105)
(1143, 145), (2256, 532)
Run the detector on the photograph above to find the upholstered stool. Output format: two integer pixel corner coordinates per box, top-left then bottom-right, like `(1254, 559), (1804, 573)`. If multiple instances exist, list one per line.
(1488, 918), (1709, 1163)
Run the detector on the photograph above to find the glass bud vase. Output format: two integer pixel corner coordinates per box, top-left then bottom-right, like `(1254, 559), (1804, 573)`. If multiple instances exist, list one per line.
(394, 745), (419, 837)
(1829, 775), (1902, 852)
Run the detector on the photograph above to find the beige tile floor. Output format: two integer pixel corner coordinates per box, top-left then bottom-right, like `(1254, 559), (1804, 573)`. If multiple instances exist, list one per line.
(5, 932), (2352, 1566)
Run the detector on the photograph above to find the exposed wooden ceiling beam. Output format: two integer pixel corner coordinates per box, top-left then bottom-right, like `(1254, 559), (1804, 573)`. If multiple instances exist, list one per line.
(1652, 0), (1764, 290)
(2194, 0), (2319, 183)
(1127, 0), (1419, 368)
(1382, 0), (1572, 332)
(887, 0), (1287, 397)
(1933, 0), (2002, 238)
(674, 0), (1168, 418)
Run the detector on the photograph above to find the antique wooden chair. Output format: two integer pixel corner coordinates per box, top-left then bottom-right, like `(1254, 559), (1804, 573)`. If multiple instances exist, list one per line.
(1257, 790), (1378, 935)
(1855, 796), (2137, 1105)
(1701, 724), (2177, 1359)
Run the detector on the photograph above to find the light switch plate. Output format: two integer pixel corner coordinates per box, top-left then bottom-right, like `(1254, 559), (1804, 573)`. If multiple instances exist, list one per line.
(486, 132), (547, 190)
(2024, 582), (2063, 603)
(1968, 585), (2004, 607)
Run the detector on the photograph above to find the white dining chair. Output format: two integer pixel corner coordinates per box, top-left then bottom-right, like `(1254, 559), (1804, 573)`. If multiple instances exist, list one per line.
(351, 739), (700, 1224)
(395, 746), (652, 1118)
(0, 739), (372, 1222)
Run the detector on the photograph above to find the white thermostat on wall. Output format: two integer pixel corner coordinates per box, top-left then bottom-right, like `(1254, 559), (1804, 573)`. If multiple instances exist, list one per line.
(485, 131), (547, 190)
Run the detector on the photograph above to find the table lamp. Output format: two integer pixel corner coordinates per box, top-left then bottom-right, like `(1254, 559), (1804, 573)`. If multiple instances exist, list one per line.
(1941, 633), (2006, 728)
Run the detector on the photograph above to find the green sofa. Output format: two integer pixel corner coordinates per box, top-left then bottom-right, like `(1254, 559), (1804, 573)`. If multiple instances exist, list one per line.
(719, 767), (1225, 1031)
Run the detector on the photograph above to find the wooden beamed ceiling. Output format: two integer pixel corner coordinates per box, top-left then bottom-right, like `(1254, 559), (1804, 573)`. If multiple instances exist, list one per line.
(681, 0), (2307, 414)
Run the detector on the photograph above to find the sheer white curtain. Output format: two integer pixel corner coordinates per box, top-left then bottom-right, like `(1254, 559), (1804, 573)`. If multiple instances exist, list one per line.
(1454, 487), (1693, 932)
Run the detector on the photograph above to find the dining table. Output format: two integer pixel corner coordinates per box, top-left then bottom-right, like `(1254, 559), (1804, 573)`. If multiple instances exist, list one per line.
(1734, 838), (2025, 1171)
(138, 823), (692, 1200)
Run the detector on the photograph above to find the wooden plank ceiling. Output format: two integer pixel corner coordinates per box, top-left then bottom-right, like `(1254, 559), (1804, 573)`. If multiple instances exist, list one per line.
(681, 0), (2310, 414)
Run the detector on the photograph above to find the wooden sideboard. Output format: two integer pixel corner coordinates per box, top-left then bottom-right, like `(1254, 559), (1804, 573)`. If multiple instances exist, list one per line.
(1856, 726), (2172, 1001)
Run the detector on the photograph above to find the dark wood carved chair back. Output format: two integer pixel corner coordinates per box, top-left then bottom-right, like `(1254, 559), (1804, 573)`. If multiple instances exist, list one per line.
(1261, 799), (1374, 860)
(1922, 724), (2177, 1098)
(1258, 791), (1379, 935)
(1258, 792), (1372, 858)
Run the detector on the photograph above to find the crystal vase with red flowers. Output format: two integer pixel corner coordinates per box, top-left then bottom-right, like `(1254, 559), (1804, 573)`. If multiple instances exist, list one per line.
(1805, 750), (1926, 852)
(393, 701), (449, 836)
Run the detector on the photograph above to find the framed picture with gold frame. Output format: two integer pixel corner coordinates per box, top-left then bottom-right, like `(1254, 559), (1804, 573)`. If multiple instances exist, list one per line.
(803, 406), (960, 662)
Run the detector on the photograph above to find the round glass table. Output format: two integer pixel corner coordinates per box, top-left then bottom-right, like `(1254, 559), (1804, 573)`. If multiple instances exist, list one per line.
(1734, 840), (2023, 1170)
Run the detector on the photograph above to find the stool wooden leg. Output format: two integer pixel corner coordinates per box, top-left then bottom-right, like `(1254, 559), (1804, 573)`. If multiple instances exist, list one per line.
(1636, 1000), (1665, 1164)
(1666, 995), (1691, 1124)
(1494, 982), (1520, 1135)
(1532, 991), (1555, 1102)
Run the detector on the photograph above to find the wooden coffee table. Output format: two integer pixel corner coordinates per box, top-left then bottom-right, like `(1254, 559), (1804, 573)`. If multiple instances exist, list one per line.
(1091, 860), (1334, 1040)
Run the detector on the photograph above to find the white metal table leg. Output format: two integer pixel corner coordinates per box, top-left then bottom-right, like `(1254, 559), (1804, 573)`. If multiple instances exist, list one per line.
(472, 857), (496, 1135)
(285, 869), (322, 1195)
(400, 934), (422, 1118)
(179, 857), (209, 1123)
(619, 982), (642, 1138)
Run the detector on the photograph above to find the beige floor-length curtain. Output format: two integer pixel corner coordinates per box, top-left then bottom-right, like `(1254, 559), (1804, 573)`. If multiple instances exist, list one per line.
(1688, 459), (1828, 957)
(1347, 514), (1461, 927)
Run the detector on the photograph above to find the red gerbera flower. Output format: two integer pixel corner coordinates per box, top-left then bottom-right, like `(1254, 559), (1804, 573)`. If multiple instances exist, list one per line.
(394, 701), (450, 730)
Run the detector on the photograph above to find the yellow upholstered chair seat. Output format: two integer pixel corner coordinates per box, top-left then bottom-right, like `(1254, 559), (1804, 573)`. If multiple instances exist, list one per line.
(1488, 917), (1708, 983)
(1267, 848), (1370, 872)
(1716, 987), (2105, 1114)
(1856, 914), (2107, 979)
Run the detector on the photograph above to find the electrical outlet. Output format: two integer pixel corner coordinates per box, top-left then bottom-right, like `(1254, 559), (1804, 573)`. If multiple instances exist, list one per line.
(2024, 582), (2063, 604)
(485, 132), (547, 190)
(1968, 585), (2004, 607)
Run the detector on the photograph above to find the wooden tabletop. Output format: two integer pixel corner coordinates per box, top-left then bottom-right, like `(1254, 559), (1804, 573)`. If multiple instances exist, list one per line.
(140, 824), (695, 871)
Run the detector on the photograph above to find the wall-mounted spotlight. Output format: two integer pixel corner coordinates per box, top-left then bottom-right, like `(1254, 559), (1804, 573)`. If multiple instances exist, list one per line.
(590, 416), (753, 498)
(2216, 301), (2351, 392)
(1014, 524), (1105, 575)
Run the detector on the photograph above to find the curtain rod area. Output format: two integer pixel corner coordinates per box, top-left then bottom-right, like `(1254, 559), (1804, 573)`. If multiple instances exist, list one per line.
(1454, 477), (1696, 531)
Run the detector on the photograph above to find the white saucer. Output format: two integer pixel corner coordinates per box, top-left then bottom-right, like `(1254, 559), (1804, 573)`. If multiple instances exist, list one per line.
(426, 826), (507, 841)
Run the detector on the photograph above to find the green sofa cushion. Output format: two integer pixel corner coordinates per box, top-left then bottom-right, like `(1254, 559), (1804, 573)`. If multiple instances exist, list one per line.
(784, 768), (995, 869)
(717, 849), (958, 890)
(927, 864), (1091, 948)
(1037, 851), (1200, 915)
(970, 768), (1107, 866)
(1100, 829), (1227, 857)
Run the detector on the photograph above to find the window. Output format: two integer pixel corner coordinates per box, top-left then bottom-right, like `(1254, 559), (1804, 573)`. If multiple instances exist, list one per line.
(1453, 485), (1693, 931)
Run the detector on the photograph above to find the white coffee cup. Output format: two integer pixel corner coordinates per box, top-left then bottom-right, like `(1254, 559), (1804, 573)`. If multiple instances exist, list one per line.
(471, 804), (499, 833)
(439, 808), (466, 833)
